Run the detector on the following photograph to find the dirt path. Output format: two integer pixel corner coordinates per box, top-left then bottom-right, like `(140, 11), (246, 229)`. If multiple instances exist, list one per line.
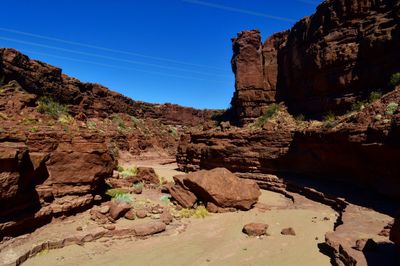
(24, 190), (337, 266)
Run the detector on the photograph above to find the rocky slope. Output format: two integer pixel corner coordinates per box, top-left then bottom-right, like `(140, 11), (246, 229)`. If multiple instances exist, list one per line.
(0, 48), (216, 126)
(0, 48), (218, 240)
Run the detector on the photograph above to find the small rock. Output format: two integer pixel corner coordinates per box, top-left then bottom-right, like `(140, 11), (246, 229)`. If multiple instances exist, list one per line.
(124, 210), (136, 220)
(160, 209), (173, 225)
(133, 187), (143, 194)
(136, 209), (147, 219)
(104, 225), (116, 231)
(133, 221), (166, 236)
(109, 201), (131, 220)
(354, 238), (378, 251)
(242, 223), (268, 237)
(323, 217), (330, 221)
(281, 227), (296, 236)
(151, 214), (161, 220)
(99, 205), (110, 214)
(76, 226), (83, 231)
(94, 195), (102, 201)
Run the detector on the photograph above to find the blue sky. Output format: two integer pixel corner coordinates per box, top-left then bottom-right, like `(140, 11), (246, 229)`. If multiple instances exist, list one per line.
(0, 0), (320, 109)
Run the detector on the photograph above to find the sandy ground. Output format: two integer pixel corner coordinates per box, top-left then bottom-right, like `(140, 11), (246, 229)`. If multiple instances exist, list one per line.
(24, 190), (337, 266)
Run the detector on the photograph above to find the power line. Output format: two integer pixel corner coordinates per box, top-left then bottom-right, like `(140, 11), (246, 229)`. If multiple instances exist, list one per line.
(0, 27), (226, 71)
(182, 0), (297, 22)
(21, 49), (231, 83)
(0, 36), (230, 78)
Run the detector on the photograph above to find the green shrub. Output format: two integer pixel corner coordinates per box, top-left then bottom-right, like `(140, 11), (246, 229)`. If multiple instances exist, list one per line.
(389, 73), (400, 88)
(21, 117), (37, 125)
(160, 195), (171, 204)
(0, 112), (8, 120)
(111, 114), (126, 130)
(254, 103), (280, 128)
(179, 208), (195, 218)
(87, 120), (97, 129)
(193, 206), (209, 219)
(109, 142), (119, 159)
(106, 188), (133, 204)
(37, 97), (69, 118)
(385, 102), (399, 115)
(169, 126), (178, 138)
(118, 166), (138, 178)
(369, 91), (382, 102)
(29, 126), (39, 133)
(106, 188), (127, 197)
(114, 193), (133, 204)
(58, 114), (74, 126)
(323, 112), (337, 128)
(133, 182), (144, 190)
(294, 114), (305, 122)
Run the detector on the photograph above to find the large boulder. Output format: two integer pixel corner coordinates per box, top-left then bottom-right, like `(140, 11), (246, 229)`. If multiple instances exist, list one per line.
(179, 168), (261, 210)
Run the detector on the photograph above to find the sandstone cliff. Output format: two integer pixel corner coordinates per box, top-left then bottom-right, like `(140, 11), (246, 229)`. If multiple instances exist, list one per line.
(230, 0), (400, 124)
(0, 48), (216, 126)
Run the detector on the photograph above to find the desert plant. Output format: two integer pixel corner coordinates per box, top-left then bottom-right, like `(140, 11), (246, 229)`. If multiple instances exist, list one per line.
(169, 126), (178, 138)
(109, 142), (119, 159)
(193, 206), (209, 219)
(37, 97), (69, 118)
(160, 195), (171, 204)
(29, 126), (39, 133)
(133, 182), (144, 191)
(385, 102), (399, 115)
(106, 188), (127, 198)
(86, 120), (97, 129)
(58, 114), (74, 126)
(374, 114), (382, 121)
(106, 188), (133, 204)
(179, 208), (195, 218)
(389, 73), (400, 88)
(111, 114), (126, 130)
(0, 112), (8, 120)
(114, 193), (133, 204)
(21, 117), (38, 125)
(294, 114), (305, 122)
(369, 91), (383, 102)
(323, 112), (337, 128)
(254, 103), (280, 128)
(118, 166), (138, 178)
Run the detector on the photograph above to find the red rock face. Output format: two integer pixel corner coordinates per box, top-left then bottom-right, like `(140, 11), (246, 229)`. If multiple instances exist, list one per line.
(230, 0), (400, 123)
(231, 30), (287, 125)
(0, 129), (115, 239)
(177, 87), (400, 199)
(277, 0), (400, 116)
(0, 48), (216, 126)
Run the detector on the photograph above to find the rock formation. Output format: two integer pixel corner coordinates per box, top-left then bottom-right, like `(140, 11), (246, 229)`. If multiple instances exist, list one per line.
(229, 0), (400, 124)
(0, 48), (216, 126)
(230, 30), (287, 125)
(168, 168), (261, 211)
(0, 129), (115, 239)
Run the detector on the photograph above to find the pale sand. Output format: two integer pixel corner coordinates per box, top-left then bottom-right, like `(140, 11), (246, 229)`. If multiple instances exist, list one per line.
(24, 191), (337, 266)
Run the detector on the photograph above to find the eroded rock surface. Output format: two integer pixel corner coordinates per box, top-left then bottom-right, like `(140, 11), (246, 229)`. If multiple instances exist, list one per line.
(169, 168), (261, 211)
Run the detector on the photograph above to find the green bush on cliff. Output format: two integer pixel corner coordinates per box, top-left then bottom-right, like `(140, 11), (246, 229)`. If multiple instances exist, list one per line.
(385, 102), (399, 115)
(369, 91), (383, 102)
(389, 73), (400, 88)
(254, 103), (280, 128)
(37, 96), (69, 118)
(323, 112), (337, 128)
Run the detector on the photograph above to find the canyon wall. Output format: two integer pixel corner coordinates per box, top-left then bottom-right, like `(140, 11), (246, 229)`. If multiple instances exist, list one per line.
(0, 48), (216, 126)
(178, 0), (400, 199)
(230, 30), (287, 125)
(230, 0), (400, 124)
(178, 86), (400, 199)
